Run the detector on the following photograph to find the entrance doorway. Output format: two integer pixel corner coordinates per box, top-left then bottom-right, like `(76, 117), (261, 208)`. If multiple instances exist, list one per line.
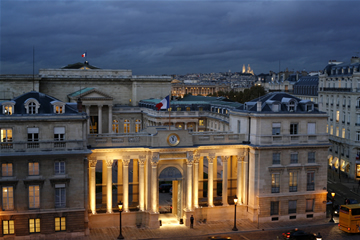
(158, 167), (183, 225)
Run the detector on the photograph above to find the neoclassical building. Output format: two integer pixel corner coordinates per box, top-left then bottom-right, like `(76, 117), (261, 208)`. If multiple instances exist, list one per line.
(0, 64), (329, 238)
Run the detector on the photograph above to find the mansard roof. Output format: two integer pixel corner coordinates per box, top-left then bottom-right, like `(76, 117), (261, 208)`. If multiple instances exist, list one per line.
(11, 91), (78, 114)
(236, 92), (322, 114)
(294, 75), (319, 86)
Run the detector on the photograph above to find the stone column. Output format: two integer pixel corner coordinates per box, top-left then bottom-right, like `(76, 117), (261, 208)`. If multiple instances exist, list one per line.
(151, 153), (159, 213)
(222, 156), (229, 206)
(85, 105), (90, 135)
(89, 157), (97, 214)
(208, 153), (215, 207)
(193, 152), (200, 208)
(108, 105), (113, 134)
(106, 159), (113, 213)
(237, 155), (243, 203)
(186, 152), (194, 211)
(243, 152), (248, 205)
(133, 159), (139, 202)
(117, 160), (123, 203)
(98, 105), (103, 134)
(213, 155), (217, 197)
(123, 157), (130, 212)
(139, 155), (146, 211)
(199, 156), (204, 199)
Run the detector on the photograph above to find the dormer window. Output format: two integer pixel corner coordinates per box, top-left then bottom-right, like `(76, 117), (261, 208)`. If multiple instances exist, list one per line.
(51, 101), (65, 114)
(306, 103), (314, 112)
(288, 100), (296, 112)
(24, 98), (40, 114)
(2, 101), (15, 115)
(272, 103), (280, 112)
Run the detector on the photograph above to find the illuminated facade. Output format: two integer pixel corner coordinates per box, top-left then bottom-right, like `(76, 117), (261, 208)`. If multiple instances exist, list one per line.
(0, 64), (329, 237)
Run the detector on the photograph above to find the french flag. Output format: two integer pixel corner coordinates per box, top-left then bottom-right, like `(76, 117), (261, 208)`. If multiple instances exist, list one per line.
(156, 95), (170, 110)
(82, 52), (87, 57)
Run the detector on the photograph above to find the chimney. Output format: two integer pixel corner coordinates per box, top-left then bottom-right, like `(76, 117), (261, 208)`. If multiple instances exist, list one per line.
(77, 98), (83, 113)
(257, 101), (262, 112)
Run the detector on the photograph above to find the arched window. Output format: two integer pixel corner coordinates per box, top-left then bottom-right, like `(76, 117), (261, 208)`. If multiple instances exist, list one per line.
(24, 98), (40, 114)
(135, 119), (141, 133)
(124, 119), (130, 133)
(112, 120), (119, 133)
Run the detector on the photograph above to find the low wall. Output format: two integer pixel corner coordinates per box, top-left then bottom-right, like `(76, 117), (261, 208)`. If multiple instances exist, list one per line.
(193, 205), (247, 224)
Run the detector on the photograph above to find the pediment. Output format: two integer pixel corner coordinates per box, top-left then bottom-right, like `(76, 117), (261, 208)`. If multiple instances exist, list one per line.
(68, 88), (113, 101)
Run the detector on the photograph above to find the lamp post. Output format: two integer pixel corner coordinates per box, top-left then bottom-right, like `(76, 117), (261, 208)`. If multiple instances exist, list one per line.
(118, 201), (124, 239)
(316, 232), (322, 240)
(232, 195), (238, 231)
(329, 192), (335, 223)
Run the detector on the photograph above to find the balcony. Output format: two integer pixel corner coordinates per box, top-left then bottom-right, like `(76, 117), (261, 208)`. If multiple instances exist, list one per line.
(322, 87), (352, 92)
(307, 183), (315, 191)
(258, 134), (329, 145)
(289, 186), (297, 192)
(271, 187), (280, 193)
(0, 140), (86, 154)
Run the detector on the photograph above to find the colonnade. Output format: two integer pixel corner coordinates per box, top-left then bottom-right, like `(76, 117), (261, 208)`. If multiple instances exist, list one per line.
(88, 151), (248, 215)
(85, 104), (113, 134)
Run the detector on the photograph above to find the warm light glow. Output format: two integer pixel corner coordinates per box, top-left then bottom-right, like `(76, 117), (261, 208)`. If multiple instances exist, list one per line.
(234, 195), (238, 205)
(331, 192), (335, 198)
(118, 201), (123, 211)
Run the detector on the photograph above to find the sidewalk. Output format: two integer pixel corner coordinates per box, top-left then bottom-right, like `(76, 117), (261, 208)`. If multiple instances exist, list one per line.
(87, 217), (333, 240)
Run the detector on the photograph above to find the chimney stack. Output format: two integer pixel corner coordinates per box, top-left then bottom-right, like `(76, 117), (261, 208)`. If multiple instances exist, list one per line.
(257, 101), (262, 112)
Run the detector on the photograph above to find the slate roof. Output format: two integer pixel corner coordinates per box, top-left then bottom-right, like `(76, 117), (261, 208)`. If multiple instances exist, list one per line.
(294, 76), (319, 86)
(61, 62), (100, 69)
(10, 91), (78, 114)
(236, 92), (322, 113)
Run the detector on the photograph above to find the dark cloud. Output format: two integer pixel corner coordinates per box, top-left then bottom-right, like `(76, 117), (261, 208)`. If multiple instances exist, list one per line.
(1, 0), (360, 75)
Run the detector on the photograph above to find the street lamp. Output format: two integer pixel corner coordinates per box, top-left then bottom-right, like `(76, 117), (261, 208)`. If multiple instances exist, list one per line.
(118, 201), (124, 239)
(316, 232), (322, 240)
(232, 195), (238, 231)
(329, 192), (336, 223)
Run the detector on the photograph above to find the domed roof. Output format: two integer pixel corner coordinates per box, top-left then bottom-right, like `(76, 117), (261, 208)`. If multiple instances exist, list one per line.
(171, 79), (181, 83)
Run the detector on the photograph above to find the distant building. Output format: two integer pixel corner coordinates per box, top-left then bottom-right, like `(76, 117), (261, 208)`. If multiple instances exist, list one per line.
(318, 56), (360, 179)
(293, 75), (319, 104)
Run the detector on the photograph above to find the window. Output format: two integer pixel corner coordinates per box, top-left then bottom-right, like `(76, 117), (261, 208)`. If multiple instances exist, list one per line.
(290, 153), (298, 164)
(308, 152), (315, 163)
(2, 186), (14, 210)
(326, 125), (328, 133)
(177, 107), (181, 111)
(199, 119), (205, 127)
(288, 100), (296, 112)
(307, 123), (315, 135)
(199, 107), (203, 111)
(290, 123), (298, 135)
(271, 173), (280, 193)
(28, 162), (39, 176)
(55, 105), (64, 114)
(272, 123), (281, 135)
(55, 217), (66, 231)
(27, 128), (39, 142)
(306, 199), (314, 212)
(2, 220), (14, 235)
(330, 125), (333, 135)
(29, 185), (40, 209)
(270, 201), (279, 215)
(2, 163), (13, 177)
(55, 184), (66, 208)
(357, 114), (360, 124)
(29, 102), (36, 114)
(342, 128), (345, 138)
(54, 127), (65, 141)
(357, 131), (360, 141)
(1, 128), (12, 142)
(29, 218), (40, 233)
(336, 127), (339, 137)
(3, 105), (13, 115)
(306, 172), (315, 191)
(288, 200), (297, 214)
(55, 161), (65, 175)
(272, 153), (280, 165)
(186, 107), (191, 111)
(124, 119), (130, 133)
(289, 172), (297, 192)
(112, 120), (119, 133)
(135, 119), (141, 133)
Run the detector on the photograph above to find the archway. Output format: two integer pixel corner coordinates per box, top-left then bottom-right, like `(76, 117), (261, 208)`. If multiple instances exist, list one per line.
(158, 166), (183, 224)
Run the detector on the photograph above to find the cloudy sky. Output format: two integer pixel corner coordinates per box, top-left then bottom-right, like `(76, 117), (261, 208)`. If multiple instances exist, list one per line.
(1, 0), (360, 76)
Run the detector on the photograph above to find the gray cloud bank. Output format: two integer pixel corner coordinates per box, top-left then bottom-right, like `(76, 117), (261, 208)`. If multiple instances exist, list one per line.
(1, 0), (360, 75)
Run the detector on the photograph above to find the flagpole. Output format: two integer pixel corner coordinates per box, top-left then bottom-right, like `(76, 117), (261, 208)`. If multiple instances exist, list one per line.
(168, 91), (171, 130)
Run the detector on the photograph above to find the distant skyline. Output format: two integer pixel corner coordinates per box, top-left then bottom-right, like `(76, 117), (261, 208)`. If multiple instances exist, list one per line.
(1, 0), (360, 76)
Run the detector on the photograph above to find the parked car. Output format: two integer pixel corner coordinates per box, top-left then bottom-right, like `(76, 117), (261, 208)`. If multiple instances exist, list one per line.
(282, 229), (316, 240)
(159, 184), (172, 193)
